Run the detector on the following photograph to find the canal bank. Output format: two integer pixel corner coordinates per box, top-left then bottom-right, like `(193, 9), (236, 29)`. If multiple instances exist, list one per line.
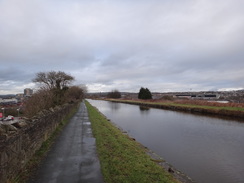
(88, 99), (244, 183)
(106, 99), (244, 120)
(86, 100), (194, 183)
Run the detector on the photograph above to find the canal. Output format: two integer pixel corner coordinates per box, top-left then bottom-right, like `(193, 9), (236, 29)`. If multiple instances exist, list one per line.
(88, 100), (244, 183)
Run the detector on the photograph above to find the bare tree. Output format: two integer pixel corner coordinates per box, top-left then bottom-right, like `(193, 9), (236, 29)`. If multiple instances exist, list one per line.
(107, 89), (121, 98)
(33, 71), (74, 90)
(32, 71), (74, 105)
(64, 86), (85, 103)
(24, 71), (87, 117)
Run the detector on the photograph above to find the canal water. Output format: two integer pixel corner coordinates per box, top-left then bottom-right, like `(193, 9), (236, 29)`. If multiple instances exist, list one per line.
(88, 100), (244, 183)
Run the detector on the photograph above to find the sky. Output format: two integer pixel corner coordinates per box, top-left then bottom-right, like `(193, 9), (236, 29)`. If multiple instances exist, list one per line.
(0, 0), (244, 94)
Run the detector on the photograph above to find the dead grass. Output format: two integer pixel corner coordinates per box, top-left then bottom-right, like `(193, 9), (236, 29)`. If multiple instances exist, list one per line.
(106, 98), (244, 110)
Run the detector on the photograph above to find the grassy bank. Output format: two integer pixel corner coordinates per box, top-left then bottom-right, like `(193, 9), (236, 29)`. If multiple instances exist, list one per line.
(105, 99), (244, 119)
(86, 101), (178, 183)
(108, 99), (244, 111)
(11, 103), (80, 183)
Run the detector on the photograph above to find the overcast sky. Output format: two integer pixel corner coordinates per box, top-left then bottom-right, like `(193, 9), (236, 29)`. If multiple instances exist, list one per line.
(0, 0), (244, 94)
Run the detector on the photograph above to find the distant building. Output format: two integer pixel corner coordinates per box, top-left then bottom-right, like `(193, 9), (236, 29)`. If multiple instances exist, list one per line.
(191, 94), (220, 100)
(0, 98), (18, 105)
(16, 93), (24, 98)
(175, 94), (220, 100)
(24, 88), (33, 97)
(175, 94), (192, 99)
(16, 93), (25, 103)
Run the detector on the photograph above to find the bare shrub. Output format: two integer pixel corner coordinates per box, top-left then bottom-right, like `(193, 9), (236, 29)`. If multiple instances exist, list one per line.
(160, 95), (174, 101)
(23, 71), (87, 118)
(64, 86), (84, 103)
(107, 90), (121, 99)
(24, 89), (55, 118)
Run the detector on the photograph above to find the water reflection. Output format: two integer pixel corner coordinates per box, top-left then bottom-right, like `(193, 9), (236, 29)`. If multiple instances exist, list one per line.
(139, 106), (150, 114)
(88, 99), (244, 183)
(109, 102), (121, 111)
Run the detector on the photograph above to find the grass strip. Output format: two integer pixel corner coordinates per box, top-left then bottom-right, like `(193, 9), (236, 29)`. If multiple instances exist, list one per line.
(86, 101), (178, 183)
(159, 102), (244, 111)
(107, 99), (244, 111)
(11, 103), (79, 183)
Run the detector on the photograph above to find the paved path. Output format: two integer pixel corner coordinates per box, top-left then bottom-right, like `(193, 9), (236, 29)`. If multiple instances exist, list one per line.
(28, 102), (104, 183)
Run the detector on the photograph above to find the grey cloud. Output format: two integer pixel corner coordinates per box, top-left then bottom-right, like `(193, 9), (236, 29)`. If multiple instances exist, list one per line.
(0, 67), (33, 82)
(0, 0), (244, 93)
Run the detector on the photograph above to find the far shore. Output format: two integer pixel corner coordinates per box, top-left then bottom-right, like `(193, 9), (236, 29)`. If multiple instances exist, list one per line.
(102, 98), (244, 121)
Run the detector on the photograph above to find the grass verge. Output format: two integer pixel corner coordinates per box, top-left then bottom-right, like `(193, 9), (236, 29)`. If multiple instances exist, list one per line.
(158, 102), (244, 111)
(108, 99), (244, 111)
(104, 99), (244, 120)
(85, 101), (178, 183)
(11, 103), (79, 183)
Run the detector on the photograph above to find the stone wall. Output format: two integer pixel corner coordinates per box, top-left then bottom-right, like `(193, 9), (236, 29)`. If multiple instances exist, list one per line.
(0, 102), (78, 183)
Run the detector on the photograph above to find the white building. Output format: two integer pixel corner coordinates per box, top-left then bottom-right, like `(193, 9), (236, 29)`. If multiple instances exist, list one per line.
(0, 98), (18, 105)
(24, 88), (33, 97)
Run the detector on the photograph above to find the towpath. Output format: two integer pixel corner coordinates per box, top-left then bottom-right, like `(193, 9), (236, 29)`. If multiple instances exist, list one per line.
(28, 102), (104, 183)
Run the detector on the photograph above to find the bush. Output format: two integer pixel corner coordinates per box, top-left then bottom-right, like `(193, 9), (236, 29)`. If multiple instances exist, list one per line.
(24, 89), (55, 118)
(24, 86), (85, 118)
(24, 71), (86, 118)
(64, 86), (85, 103)
(107, 90), (121, 99)
(161, 95), (174, 101)
(138, 87), (152, 100)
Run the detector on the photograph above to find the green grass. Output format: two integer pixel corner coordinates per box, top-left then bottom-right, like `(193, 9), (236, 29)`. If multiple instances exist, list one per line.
(11, 104), (79, 183)
(86, 101), (178, 183)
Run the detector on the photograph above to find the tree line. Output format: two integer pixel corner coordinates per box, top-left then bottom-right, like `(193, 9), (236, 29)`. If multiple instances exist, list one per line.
(24, 71), (86, 117)
(107, 87), (152, 100)
(25, 70), (153, 117)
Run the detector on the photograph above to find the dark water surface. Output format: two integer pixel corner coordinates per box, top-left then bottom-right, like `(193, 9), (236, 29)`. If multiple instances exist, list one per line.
(88, 100), (244, 183)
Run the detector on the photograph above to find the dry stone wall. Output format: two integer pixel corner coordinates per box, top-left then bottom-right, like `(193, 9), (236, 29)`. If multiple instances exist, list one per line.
(0, 102), (78, 183)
